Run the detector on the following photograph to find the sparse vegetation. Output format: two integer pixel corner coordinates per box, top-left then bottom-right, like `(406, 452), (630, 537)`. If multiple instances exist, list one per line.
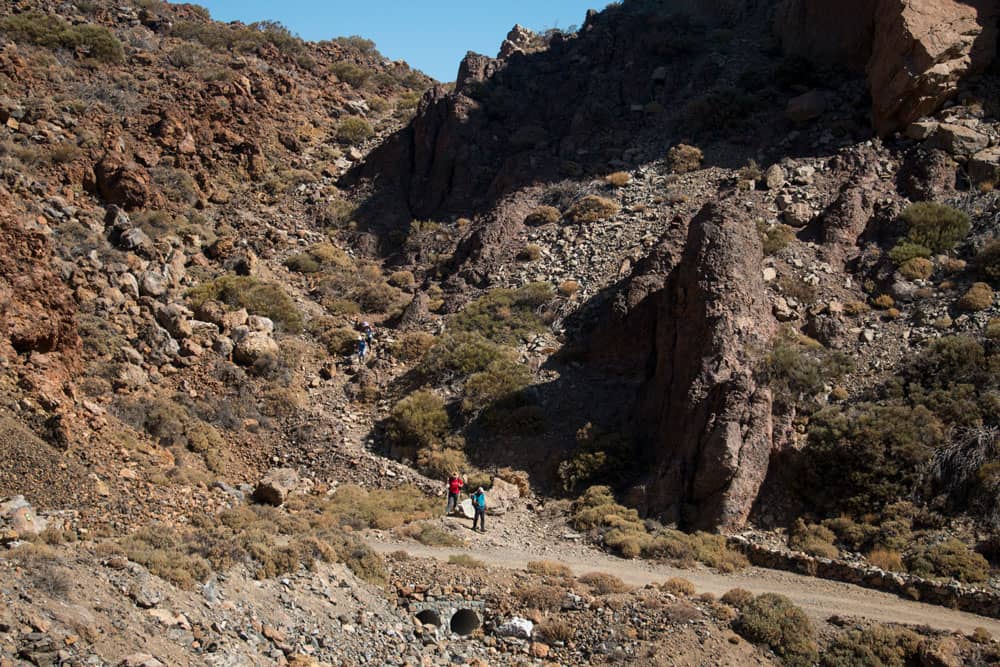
(976, 239), (1000, 280)
(571, 486), (747, 570)
(450, 283), (553, 344)
(578, 572), (631, 595)
(527, 560), (573, 577)
(662, 577), (696, 596)
(387, 390), (449, 452)
(758, 222), (795, 255)
(899, 257), (934, 281)
(448, 554), (486, 569)
(0, 13), (124, 63)
(187, 275), (302, 332)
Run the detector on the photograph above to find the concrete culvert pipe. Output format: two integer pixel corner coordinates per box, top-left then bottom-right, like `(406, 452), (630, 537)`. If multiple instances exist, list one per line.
(450, 608), (481, 636)
(416, 609), (441, 627)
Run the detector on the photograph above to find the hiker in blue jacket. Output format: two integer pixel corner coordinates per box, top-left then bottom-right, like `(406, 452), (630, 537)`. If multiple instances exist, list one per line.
(471, 487), (486, 532)
(357, 335), (368, 362)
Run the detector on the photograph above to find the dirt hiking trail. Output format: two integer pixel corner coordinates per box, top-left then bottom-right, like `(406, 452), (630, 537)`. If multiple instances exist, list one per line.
(370, 537), (1000, 636)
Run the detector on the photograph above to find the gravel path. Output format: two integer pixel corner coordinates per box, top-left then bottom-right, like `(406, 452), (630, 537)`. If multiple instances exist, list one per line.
(370, 537), (1000, 636)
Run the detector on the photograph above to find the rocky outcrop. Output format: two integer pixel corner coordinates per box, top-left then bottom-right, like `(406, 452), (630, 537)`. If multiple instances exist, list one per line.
(592, 203), (775, 532)
(869, 0), (998, 137)
(252, 468), (311, 506)
(776, 0), (999, 135)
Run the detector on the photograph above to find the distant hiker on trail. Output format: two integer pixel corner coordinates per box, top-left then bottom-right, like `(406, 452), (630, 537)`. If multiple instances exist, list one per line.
(472, 487), (486, 532)
(357, 335), (368, 362)
(446, 472), (464, 515)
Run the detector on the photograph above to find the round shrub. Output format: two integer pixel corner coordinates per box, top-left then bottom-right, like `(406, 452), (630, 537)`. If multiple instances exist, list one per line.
(957, 282), (994, 312)
(668, 143), (704, 174)
(735, 593), (818, 666)
(524, 206), (561, 226)
(564, 196), (619, 224)
(975, 239), (1000, 280)
(337, 117), (373, 145)
(387, 390), (448, 451)
(905, 537), (990, 583)
(899, 257), (934, 281)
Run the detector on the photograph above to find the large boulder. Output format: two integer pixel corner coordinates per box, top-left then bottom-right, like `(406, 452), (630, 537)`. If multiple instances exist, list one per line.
(488, 477), (521, 515)
(233, 331), (279, 366)
(93, 151), (162, 210)
(252, 468), (311, 506)
(868, 0), (999, 136)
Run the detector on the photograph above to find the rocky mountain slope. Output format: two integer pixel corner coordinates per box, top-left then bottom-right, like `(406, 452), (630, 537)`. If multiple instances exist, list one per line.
(3, 0), (1000, 664)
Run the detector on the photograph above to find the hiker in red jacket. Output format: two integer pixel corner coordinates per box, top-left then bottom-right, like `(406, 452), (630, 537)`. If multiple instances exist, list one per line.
(446, 472), (464, 515)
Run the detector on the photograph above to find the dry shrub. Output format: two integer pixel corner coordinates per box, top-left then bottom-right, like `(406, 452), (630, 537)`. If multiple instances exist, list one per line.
(564, 195), (620, 224)
(525, 206), (561, 226)
(661, 577), (696, 596)
(518, 244), (542, 261)
(578, 572), (630, 595)
(788, 519), (839, 559)
(448, 554), (485, 569)
(872, 294), (895, 310)
(388, 270), (416, 289)
(868, 548), (904, 571)
(604, 171), (631, 187)
(899, 257), (934, 281)
(668, 143), (703, 174)
(391, 332), (436, 362)
(396, 522), (463, 547)
(527, 560), (573, 577)
(720, 588), (754, 609)
(822, 623), (921, 667)
(957, 282), (994, 312)
(517, 584), (565, 611)
(558, 280), (580, 297)
(664, 600), (702, 624)
(537, 618), (575, 643)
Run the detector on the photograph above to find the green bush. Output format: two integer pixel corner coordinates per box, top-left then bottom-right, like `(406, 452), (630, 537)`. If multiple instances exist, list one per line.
(822, 624), (921, 667)
(766, 336), (851, 410)
(337, 117), (373, 144)
(187, 275), (302, 332)
(387, 390), (449, 451)
(451, 283), (553, 344)
(461, 358), (531, 413)
(285, 242), (352, 274)
(802, 404), (942, 516)
(0, 13), (124, 63)
(563, 196), (619, 224)
(330, 62), (371, 87)
(418, 331), (511, 381)
(905, 537), (990, 583)
(557, 423), (637, 493)
(888, 241), (932, 265)
(735, 593), (818, 667)
(391, 332), (436, 362)
(899, 202), (970, 253)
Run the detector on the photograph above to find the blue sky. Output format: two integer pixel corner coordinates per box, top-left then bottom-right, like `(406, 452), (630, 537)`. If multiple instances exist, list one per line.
(195, 1), (597, 82)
